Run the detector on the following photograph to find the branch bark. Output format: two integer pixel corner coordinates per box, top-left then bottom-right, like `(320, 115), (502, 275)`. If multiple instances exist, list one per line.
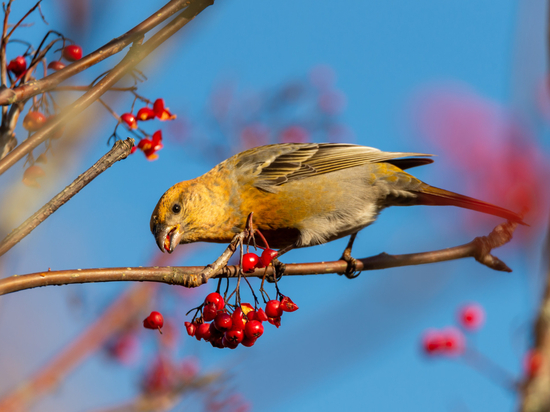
(0, 220), (519, 296)
(0, 138), (134, 257)
(0, 0), (213, 175)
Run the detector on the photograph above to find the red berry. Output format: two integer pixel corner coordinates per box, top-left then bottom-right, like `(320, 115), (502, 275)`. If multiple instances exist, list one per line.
(184, 322), (196, 337)
(210, 335), (225, 349)
(222, 335), (239, 349)
(153, 98), (176, 120)
(421, 329), (445, 355)
(225, 329), (244, 344)
(62, 44), (83, 61)
(47, 60), (65, 71)
(242, 253), (260, 273)
(441, 327), (465, 356)
(458, 303), (485, 331)
(7, 56), (26, 76)
(143, 311), (164, 330)
(256, 308), (268, 322)
(137, 107), (156, 121)
(241, 336), (257, 347)
(214, 313), (232, 332)
(280, 296), (299, 312)
(244, 320), (264, 339)
(267, 316), (282, 328)
(202, 304), (218, 322)
(204, 292), (225, 310)
(231, 308), (246, 330)
(260, 248), (278, 267)
(265, 300), (283, 318)
(524, 349), (544, 378)
(120, 113), (137, 129)
(209, 322), (224, 339)
(196, 323), (211, 341)
(246, 310), (257, 321)
(23, 111), (46, 131)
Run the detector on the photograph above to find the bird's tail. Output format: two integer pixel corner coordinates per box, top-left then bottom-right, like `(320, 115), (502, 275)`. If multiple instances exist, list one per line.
(416, 184), (527, 225)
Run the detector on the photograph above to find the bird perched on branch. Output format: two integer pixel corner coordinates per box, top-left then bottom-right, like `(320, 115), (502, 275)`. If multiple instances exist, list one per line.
(150, 143), (524, 263)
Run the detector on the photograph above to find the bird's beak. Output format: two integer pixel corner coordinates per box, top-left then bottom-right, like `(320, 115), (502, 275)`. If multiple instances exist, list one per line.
(153, 223), (183, 254)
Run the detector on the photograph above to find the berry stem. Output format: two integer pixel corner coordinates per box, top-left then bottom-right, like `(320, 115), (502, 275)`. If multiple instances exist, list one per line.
(462, 346), (518, 391)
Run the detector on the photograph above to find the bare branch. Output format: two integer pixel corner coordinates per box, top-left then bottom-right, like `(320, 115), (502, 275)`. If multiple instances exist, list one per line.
(0, 220), (519, 296)
(0, 0), (195, 106)
(0, 0), (213, 176)
(0, 138), (134, 257)
(519, 213), (550, 412)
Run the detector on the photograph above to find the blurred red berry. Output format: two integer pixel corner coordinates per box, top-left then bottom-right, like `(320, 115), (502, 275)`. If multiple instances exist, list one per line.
(120, 113), (137, 129)
(62, 44), (83, 61)
(265, 300), (283, 318)
(280, 125), (309, 143)
(242, 253), (260, 273)
(203, 304), (218, 322)
(260, 248), (278, 267)
(23, 111), (46, 132)
(214, 313), (232, 332)
(107, 333), (140, 365)
(524, 349), (544, 378)
(142, 357), (175, 394)
(137, 107), (156, 121)
(280, 296), (298, 312)
(143, 311), (164, 331)
(47, 60), (65, 71)
(244, 320), (264, 339)
(205, 292), (225, 310)
(180, 357), (199, 382)
(153, 98), (176, 120)
(184, 321), (196, 337)
(458, 303), (485, 331)
(7, 56), (26, 76)
(441, 327), (465, 356)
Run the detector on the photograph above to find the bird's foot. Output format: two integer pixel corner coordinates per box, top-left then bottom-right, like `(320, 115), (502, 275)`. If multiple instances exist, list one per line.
(266, 258), (285, 283)
(338, 251), (360, 279)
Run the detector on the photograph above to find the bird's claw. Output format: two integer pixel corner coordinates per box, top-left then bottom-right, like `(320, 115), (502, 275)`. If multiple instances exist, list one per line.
(266, 258), (285, 283)
(339, 254), (360, 279)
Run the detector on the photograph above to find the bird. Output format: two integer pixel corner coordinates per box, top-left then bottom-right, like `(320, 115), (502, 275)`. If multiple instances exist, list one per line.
(150, 143), (524, 263)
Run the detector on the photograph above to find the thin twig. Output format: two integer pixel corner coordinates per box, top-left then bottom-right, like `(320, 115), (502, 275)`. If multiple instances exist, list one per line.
(0, 138), (134, 257)
(0, 0), (213, 177)
(0, 220), (519, 296)
(0, 0), (195, 107)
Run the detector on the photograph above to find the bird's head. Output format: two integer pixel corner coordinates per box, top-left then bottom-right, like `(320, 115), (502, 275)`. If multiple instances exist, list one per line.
(150, 181), (202, 253)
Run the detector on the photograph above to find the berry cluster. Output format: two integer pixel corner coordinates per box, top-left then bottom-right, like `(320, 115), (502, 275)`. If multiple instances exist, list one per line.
(120, 98), (176, 160)
(183, 292), (298, 349)
(421, 303), (484, 356)
(241, 248), (278, 272)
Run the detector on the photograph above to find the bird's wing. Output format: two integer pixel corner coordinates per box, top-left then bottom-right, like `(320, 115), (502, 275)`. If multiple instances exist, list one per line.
(233, 143), (433, 192)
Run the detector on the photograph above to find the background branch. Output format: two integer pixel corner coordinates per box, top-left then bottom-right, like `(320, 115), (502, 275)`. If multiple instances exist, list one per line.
(0, 0), (213, 173)
(0, 138), (134, 257)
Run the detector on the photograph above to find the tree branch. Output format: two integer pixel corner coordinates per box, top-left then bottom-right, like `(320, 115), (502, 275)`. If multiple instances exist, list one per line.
(0, 0), (213, 174)
(0, 0), (191, 107)
(0, 138), (134, 257)
(0, 220), (519, 296)
(519, 214), (550, 412)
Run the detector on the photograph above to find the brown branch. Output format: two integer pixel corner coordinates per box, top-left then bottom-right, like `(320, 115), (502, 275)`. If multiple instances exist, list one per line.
(0, 283), (157, 412)
(52, 86), (138, 92)
(0, 138), (134, 257)
(519, 213), (550, 412)
(0, 0), (192, 107)
(0, 0), (213, 177)
(0, 221), (519, 296)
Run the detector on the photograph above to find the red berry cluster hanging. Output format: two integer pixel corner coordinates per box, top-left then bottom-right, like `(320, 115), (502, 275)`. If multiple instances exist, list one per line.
(184, 292), (298, 349)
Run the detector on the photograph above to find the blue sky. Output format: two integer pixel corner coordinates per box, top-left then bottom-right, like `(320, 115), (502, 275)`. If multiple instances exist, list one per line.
(0, 1), (548, 411)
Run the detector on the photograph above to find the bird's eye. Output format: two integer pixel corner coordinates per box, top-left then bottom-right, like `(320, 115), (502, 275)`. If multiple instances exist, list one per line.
(172, 204), (181, 214)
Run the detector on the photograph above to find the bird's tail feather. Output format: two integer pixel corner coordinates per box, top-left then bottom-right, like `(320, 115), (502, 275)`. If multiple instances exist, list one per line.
(417, 185), (527, 225)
